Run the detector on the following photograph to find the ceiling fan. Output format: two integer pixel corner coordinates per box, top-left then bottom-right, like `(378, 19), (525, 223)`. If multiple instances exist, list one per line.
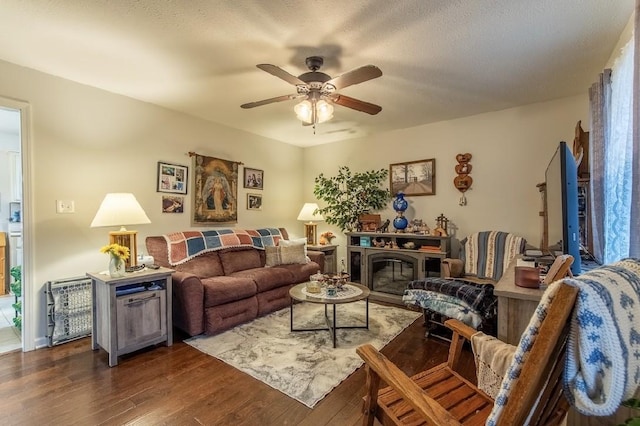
(241, 56), (382, 126)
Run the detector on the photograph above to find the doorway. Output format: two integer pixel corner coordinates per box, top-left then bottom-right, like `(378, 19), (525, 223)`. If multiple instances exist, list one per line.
(0, 107), (22, 353)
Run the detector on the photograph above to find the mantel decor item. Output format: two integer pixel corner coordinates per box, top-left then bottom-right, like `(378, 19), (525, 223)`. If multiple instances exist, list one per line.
(389, 158), (436, 196)
(157, 161), (188, 194)
(453, 153), (473, 206)
(90, 193), (151, 267)
(313, 166), (390, 232)
(297, 203), (324, 244)
(392, 192), (409, 232)
(432, 213), (449, 236)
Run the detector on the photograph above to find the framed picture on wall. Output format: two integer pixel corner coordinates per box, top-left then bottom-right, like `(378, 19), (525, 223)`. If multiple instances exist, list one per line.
(389, 158), (436, 196)
(243, 167), (263, 190)
(162, 196), (184, 213)
(157, 161), (188, 194)
(247, 193), (262, 210)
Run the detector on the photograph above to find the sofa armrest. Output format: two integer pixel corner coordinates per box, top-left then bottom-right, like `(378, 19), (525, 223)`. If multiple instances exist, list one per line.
(307, 250), (325, 273)
(171, 271), (205, 336)
(442, 258), (464, 278)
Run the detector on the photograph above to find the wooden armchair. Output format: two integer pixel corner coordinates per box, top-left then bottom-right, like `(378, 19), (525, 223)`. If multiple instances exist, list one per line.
(358, 281), (579, 426)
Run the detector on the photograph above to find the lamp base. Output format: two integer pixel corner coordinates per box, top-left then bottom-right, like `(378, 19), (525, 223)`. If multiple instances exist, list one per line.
(304, 223), (317, 246)
(109, 230), (137, 267)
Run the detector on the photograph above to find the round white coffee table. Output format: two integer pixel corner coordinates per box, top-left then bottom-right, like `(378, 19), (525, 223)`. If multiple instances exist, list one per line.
(289, 282), (370, 348)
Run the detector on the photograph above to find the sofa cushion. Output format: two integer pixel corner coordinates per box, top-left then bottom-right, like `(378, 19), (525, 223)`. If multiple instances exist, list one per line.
(265, 244), (307, 266)
(231, 267), (295, 292)
(172, 252), (225, 278)
(204, 296), (258, 335)
(219, 247), (262, 274)
(273, 261), (321, 283)
(202, 276), (257, 307)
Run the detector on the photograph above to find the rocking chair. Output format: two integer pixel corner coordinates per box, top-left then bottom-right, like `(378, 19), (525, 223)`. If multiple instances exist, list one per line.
(357, 281), (578, 425)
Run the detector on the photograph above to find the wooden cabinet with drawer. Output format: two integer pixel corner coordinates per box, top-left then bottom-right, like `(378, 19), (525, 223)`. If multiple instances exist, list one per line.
(88, 268), (173, 367)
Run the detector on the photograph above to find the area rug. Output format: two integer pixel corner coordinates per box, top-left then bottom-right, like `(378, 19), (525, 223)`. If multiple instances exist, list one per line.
(185, 301), (421, 408)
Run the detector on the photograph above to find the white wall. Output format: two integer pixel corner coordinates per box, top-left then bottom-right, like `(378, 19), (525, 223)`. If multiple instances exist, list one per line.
(0, 55), (590, 347)
(302, 94), (589, 263)
(0, 59), (307, 344)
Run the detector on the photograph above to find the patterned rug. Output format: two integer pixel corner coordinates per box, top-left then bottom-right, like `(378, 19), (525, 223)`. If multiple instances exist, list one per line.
(185, 301), (421, 408)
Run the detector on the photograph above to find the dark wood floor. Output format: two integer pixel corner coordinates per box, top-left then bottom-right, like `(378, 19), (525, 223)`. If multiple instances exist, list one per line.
(0, 308), (476, 425)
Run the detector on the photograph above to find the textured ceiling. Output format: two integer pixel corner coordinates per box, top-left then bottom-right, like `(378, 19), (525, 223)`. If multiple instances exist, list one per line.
(0, 0), (634, 146)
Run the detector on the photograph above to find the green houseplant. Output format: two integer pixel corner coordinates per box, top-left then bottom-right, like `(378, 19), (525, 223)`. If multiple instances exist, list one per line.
(9, 265), (21, 331)
(313, 166), (390, 232)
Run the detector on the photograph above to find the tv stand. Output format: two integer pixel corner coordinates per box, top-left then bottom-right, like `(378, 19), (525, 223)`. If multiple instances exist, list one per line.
(346, 232), (451, 304)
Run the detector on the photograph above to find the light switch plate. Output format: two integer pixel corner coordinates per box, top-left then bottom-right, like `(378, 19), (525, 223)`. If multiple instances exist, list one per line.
(56, 200), (75, 214)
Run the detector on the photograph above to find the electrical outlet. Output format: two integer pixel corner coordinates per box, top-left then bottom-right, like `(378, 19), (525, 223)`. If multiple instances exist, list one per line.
(56, 200), (75, 214)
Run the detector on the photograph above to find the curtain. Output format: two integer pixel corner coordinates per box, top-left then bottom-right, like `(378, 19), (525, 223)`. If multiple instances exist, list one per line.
(590, 14), (639, 264)
(589, 69), (611, 264)
(632, 1), (640, 258)
(606, 39), (634, 263)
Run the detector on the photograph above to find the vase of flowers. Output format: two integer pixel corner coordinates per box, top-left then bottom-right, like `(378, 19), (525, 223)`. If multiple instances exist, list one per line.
(101, 243), (130, 278)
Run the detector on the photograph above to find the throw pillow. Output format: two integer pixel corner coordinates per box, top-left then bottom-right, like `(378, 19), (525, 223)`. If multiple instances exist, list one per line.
(279, 238), (308, 255)
(265, 244), (307, 266)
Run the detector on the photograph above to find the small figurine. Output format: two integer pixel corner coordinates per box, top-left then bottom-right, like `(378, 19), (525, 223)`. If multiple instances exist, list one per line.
(373, 237), (386, 247)
(377, 219), (390, 233)
(319, 231), (335, 245)
(433, 213), (449, 236)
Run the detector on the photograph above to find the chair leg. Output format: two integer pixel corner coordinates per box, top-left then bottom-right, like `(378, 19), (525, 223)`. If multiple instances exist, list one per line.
(362, 365), (381, 426)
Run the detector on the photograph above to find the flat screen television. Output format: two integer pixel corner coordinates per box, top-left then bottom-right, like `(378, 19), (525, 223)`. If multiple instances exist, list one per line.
(545, 141), (582, 275)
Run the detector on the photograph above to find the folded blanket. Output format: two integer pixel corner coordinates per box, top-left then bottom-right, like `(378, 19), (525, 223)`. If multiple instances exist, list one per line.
(471, 332), (516, 399)
(407, 277), (496, 319)
(164, 228), (283, 265)
(403, 289), (484, 328)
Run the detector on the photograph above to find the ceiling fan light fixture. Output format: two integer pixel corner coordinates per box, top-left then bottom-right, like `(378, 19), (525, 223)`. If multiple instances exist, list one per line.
(316, 100), (334, 123)
(294, 100), (313, 124)
(294, 99), (334, 124)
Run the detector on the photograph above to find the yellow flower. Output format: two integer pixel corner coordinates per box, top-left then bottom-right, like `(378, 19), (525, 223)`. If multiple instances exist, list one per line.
(100, 243), (130, 261)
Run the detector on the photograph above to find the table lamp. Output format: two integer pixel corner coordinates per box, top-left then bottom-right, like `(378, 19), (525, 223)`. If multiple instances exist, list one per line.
(297, 203), (324, 245)
(91, 193), (151, 267)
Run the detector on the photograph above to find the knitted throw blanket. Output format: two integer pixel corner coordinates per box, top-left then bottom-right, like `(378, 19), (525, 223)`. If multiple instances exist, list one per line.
(163, 228), (283, 265)
(563, 258), (640, 416)
(487, 258), (640, 425)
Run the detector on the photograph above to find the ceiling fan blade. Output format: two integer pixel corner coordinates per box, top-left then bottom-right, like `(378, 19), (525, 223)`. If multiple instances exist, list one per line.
(331, 94), (382, 115)
(257, 64), (306, 86)
(323, 65), (382, 91)
(241, 94), (304, 109)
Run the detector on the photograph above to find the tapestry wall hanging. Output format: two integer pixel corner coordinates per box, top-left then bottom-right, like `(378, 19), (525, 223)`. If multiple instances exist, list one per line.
(192, 154), (240, 225)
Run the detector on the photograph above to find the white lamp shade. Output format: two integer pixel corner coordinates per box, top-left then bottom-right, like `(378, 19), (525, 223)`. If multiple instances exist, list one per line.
(297, 203), (324, 222)
(90, 193), (151, 228)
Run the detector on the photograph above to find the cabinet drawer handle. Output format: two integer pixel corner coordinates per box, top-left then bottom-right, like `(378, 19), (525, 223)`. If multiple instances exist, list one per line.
(125, 293), (157, 305)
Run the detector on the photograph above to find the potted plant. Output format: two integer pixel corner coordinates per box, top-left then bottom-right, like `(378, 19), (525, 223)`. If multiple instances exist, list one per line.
(313, 166), (390, 232)
(9, 265), (21, 331)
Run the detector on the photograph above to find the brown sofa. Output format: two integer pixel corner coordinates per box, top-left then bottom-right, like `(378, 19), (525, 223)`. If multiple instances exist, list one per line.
(146, 228), (324, 336)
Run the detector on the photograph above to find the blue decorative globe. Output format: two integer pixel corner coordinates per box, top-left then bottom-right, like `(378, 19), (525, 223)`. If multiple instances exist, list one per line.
(393, 215), (408, 231)
(393, 192), (408, 212)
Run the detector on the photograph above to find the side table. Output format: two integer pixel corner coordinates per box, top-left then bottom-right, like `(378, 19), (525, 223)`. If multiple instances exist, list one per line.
(307, 244), (338, 274)
(88, 267), (174, 367)
(493, 258), (543, 345)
